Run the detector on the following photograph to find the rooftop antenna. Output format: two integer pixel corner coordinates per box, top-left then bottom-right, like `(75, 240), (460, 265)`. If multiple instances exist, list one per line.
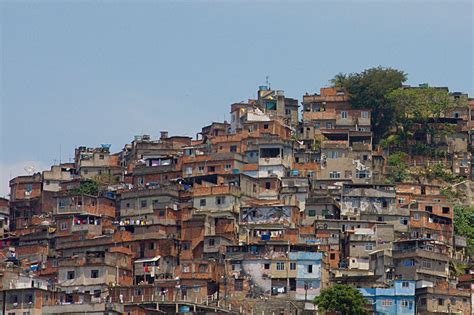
(266, 75), (270, 89)
(24, 165), (36, 175)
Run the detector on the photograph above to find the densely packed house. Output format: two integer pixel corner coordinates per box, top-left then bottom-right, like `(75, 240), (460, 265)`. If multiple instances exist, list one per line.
(1, 85), (474, 314)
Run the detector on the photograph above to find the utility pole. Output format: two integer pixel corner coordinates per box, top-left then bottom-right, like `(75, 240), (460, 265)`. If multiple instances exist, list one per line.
(304, 281), (308, 303)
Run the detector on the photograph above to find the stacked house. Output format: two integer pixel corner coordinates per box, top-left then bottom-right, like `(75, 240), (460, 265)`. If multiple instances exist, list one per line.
(1, 85), (473, 314)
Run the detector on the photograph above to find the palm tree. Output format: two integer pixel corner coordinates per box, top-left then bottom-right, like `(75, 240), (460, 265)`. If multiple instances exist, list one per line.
(330, 73), (347, 88)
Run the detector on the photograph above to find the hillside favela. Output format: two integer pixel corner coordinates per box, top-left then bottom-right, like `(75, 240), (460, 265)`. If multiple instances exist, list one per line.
(2, 69), (474, 315)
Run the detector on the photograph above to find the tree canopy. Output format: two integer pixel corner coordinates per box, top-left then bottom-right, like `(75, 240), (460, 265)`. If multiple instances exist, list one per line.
(313, 284), (368, 315)
(71, 180), (99, 196)
(454, 205), (474, 257)
(331, 66), (407, 143)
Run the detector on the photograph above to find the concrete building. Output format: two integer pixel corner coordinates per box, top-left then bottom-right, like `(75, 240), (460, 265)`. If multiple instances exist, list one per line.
(392, 239), (451, 284)
(359, 280), (416, 315)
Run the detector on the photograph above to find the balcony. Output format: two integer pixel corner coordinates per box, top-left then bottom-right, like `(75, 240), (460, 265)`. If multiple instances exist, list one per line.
(259, 157), (283, 166)
(321, 141), (348, 149)
(193, 185), (241, 197)
(393, 248), (450, 262)
(42, 302), (123, 314)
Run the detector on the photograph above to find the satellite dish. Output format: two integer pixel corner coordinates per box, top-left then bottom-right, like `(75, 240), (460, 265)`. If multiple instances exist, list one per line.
(24, 166), (36, 175)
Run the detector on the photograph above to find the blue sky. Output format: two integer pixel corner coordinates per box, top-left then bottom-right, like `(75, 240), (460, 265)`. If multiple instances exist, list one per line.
(0, 0), (473, 196)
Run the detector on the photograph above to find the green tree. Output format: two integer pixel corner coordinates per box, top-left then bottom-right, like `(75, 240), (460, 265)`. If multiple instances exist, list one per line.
(313, 284), (368, 315)
(330, 72), (347, 88)
(387, 87), (464, 146)
(454, 205), (474, 257)
(386, 152), (409, 183)
(72, 180), (99, 196)
(331, 67), (407, 143)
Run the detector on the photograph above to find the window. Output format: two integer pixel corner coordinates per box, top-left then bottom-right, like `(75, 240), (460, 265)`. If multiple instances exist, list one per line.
(60, 222), (68, 231)
(159, 210), (165, 217)
(265, 182), (271, 190)
(425, 205), (433, 212)
(400, 217), (408, 225)
(91, 270), (99, 278)
(149, 242), (155, 250)
(199, 199), (206, 207)
(59, 199), (68, 209)
(67, 271), (75, 280)
(182, 242), (190, 250)
(198, 166), (205, 173)
(225, 164), (232, 170)
(356, 170), (369, 179)
(216, 196), (226, 205)
(398, 198), (405, 204)
(263, 124), (269, 129)
(328, 151), (339, 159)
(208, 238), (215, 246)
(94, 290), (101, 298)
(365, 244), (374, 251)
(442, 207), (450, 214)
(361, 111), (369, 118)
(25, 294), (33, 303)
(235, 279), (243, 291)
(402, 281), (410, 288)
(99, 154), (105, 160)
(198, 264), (207, 273)
(308, 209), (316, 217)
(438, 298), (444, 306)
(208, 166), (216, 172)
(326, 122), (333, 129)
(23, 312), (31, 315)
(230, 145), (237, 153)
(315, 122), (320, 129)
(264, 263), (270, 270)
(183, 265), (190, 273)
(413, 213), (420, 220)
(330, 253), (336, 260)
(290, 262), (296, 270)
(276, 262), (285, 271)
(341, 111), (348, 119)
(420, 298), (427, 305)
(329, 171), (340, 179)
(140, 200), (147, 208)
(382, 300), (393, 306)
(184, 167), (192, 175)
(422, 260), (432, 269)
(307, 265), (313, 273)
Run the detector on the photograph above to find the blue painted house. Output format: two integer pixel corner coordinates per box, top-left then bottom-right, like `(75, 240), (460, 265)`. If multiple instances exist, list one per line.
(288, 252), (323, 301)
(359, 280), (415, 315)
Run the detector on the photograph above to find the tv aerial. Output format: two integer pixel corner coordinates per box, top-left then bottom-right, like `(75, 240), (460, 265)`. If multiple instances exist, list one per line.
(24, 166), (36, 175)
